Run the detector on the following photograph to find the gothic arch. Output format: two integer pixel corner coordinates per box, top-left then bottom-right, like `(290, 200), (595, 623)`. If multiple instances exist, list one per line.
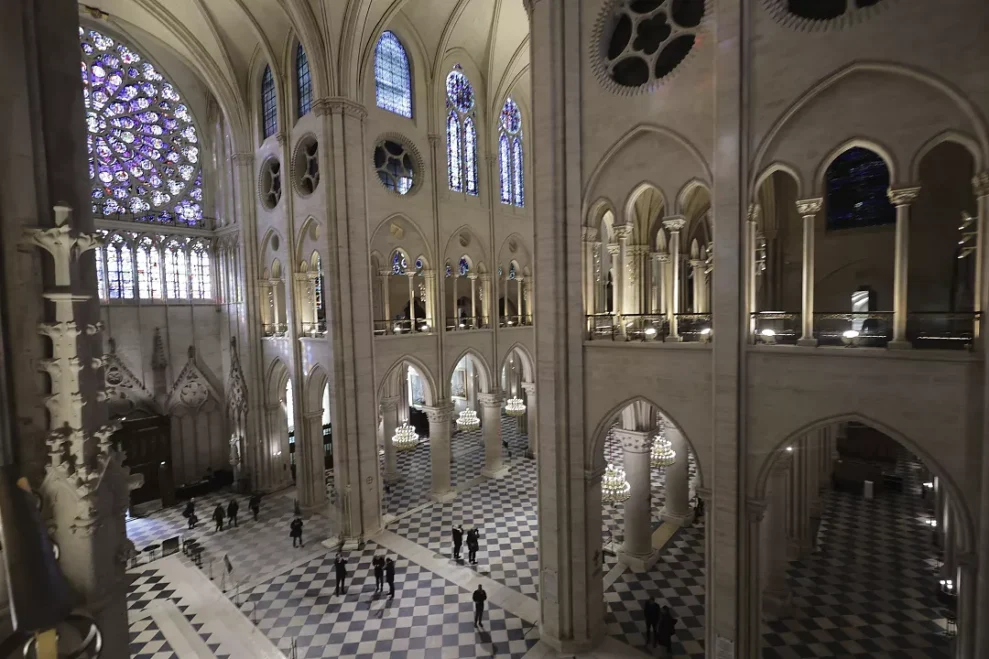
(910, 130), (984, 182)
(443, 225), (488, 268)
(753, 162), (805, 201)
(304, 364), (330, 414)
(813, 138), (898, 197)
(447, 349), (493, 395)
(499, 343), (534, 383)
(623, 182), (668, 228)
(377, 354), (438, 407)
(265, 357), (290, 404)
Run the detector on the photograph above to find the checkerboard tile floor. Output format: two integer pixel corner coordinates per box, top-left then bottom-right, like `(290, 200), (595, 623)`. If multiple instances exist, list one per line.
(390, 454), (540, 598)
(605, 519), (707, 659)
(129, 617), (176, 659)
(238, 540), (540, 659)
(761, 460), (953, 658)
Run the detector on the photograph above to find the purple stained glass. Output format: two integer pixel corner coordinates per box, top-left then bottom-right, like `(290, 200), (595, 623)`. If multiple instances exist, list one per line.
(458, 257), (470, 276)
(374, 32), (412, 118)
(447, 111), (462, 192)
(499, 134), (512, 204)
(190, 241), (212, 300)
(81, 27), (203, 225)
(445, 67), (474, 113)
(500, 98), (522, 134)
(464, 116), (478, 196)
(511, 137), (524, 207)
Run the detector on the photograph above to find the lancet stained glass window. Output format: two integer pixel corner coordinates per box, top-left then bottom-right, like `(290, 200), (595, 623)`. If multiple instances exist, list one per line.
(445, 66), (478, 196)
(80, 27), (204, 225)
(392, 251), (408, 275)
(106, 235), (135, 299)
(165, 239), (189, 299)
(261, 65), (277, 138)
(498, 98), (524, 207)
(190, 240), (212, 299)
(95, 246), (107, 300)
(374, 32), (413, 118)
(136, 236), (163, 299)
(314, 253), (325, 321)
(296, 44), (312, 118)
(825, 147), (895, 230)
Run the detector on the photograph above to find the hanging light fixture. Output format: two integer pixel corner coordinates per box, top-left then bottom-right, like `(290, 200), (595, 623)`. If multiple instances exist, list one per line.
(392, 423), (419, 452)
(456, 408), (480, 432)
(651, 421), (676, 467)
(601, 463), (631, 503)
(505, 397), (526, 417)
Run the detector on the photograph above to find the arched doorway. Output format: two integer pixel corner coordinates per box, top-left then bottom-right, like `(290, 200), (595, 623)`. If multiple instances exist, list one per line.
(448, 351), (507, 481)
(500, 344), (535, 458)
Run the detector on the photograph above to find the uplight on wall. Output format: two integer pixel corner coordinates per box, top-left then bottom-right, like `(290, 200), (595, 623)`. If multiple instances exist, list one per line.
(759, 328), (776, 345)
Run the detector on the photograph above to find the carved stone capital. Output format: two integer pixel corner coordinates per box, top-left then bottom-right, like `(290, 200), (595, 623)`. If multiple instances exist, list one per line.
(478, 393), (503, 408)
(379, 396), (400, 413)
(747, 203), (762, 223)
(746, 498), (767, 522)
(657, 253), (671, 263)
(521, 381), (536, 397)
(972, 172), (989, 197)
(689, 259), (705, 269)
(314, 97), (368, 121)
(887, 186), (921, 207)
(582, 226), (599, 241)
(422, 403), (454, 425)
(612, 428), (652, 453)
(795, 198), (823, 216)
(662, 216), (686, 232)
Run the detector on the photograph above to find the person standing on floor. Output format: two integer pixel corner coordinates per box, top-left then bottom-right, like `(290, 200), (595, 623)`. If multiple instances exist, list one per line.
(334, 553), (348, 596)
(372, 555), (385, 594)
(643, 597), (661, 648)
(212, 503), (225, 532)
(227, 499), (239, 527)
(657, 605), (678, 657)
(183, 498), (197, 529)
(290, 516), (304, 547)
(466, 527), (480, 565)
(385, 557), (395, 599)
(452, 524), (464, 561)
(249, 494), (260, 521)
(472, 584), (487, 629)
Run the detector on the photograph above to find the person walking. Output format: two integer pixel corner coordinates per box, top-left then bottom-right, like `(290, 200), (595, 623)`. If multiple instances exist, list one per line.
(466, 528), (480, 565)
(372, 555), (385, 594)
(290, 517), (304, 548)
(643, 597), (661, 648)
(472, 584), (487, 629)
(385, 558), (395, 599)
(657, 605), (678, 657)
(183, 498), (197, 529)
(227, 499), (239, 527)
(452, 525), (464, 561)
(249, 494), (260, 521)
(334, 553), (348, 596)
(212, 503), (225, 532)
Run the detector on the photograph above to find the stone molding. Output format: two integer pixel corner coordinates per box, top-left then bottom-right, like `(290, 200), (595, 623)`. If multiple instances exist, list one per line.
(747, 202), (762, 222)
(795, 198), (823, 216)
(585, 465), (607, 485)
(230, 152), (254, 166)
(612, 428), (652, 453)
(662, 216), (686, 231)
(614, 225), (633, 240)
(165, 347), (222, 413)
(972, 172), (989, 197)
(478, 393), (503, 407)
(746, 498), (767, 522)
(313, 97), (368, 121)
(521, 381), (536, 396)
(422, 403), (454, 424)
(379, 396), (400, 412)
(582, 226), (599, 241)
(887, 186), (921, 207)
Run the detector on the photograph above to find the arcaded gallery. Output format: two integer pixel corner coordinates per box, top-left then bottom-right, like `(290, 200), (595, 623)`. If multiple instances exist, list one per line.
(0, 0), (987, 657)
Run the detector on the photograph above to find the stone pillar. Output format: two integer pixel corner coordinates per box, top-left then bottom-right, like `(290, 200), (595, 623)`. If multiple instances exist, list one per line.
(452, 273), (461, 327)
(479, 273), (490, 327)
(479, 393), (509, 478)
(582, 229), (595, 314)
(660, 425), (693, 525)
(973, 173), (988, 340)
(380, 397), (400, 483)
(690, 259), (706, 313)
(423, 404), (455, 502)
(942, 501), (957, 580)
(425, 270), (437, 330)
(614, 226), (631, 336)
(522, 382), (537, 458)
(763, 454), (793, 619)
(297, 411), (327, 512)
(406, 272), (417, 330)
(747, 204), (760, 337)
(469, 273), (478, 326)
(888, 187), (921, 348)
(796, 198), (823, 346)
(658, 253), (670, 315)
(517, 276), (525, 322)
(380, 270), (391, 332)
(663, 217), (686, 340)
(978, 169), (989, 658)
(615, 429), (659, 571)
(649, 252), (661, 313)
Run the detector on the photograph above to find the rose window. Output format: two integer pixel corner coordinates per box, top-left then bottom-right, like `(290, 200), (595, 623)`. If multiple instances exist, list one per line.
(80, 27), (203, 225)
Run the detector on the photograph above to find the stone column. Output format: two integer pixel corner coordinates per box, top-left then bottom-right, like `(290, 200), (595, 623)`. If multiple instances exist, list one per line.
(380, 270), (391, 332)
(763, 454), (793, 619)
(747, 204), (760, 337)
(516, 276), (525, 322)
(480, 393), (509, 478)
(423, 404), (455, 502)
(973, 173), (988, 340)
(407, 272), (417, 330)
(614, 226), (631, 336)
(942, 501), (957, 581)
(615, 429), (659, 571)
(977, 174), (989, 657)
(690, 259), (706, 313)
(663, 217), (686, 340)
(425, 269), (437, 330)
(380, 397), (400, 483)
(522, 382), (537, 458)
(888, 187), (921, 348)
(649, 252), (661, 313)
(660, 425), (693, 525)
(469, 273), (478, 326)
(796, 198), (823, 346)
(658, 253), (670, 315)
(593, 241), (604, 313)
(298, 411), (327, 512)
(479, 273), (490, 327)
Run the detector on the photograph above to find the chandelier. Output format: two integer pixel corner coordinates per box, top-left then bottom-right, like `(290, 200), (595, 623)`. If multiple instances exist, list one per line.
(601, 463), (631, 503)
(505, 397), (526, 417)
(456, 408), (480, 432)
(651, 436), (676, 467)
(392, 423), (419, 452)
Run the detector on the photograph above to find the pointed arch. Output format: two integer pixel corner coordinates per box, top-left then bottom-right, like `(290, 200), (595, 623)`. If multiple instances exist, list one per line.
(753, 162), (805, 201)
(499, 343), (534, 383)
(304, 364), (330, 414)
(377, 354), (438, 407)
(295, 41), (313, 118)
(909, 130), (983, 182)
(260, 64), (278, 139)
(374, 31), (413, 118)
(447, 349), (493, 395)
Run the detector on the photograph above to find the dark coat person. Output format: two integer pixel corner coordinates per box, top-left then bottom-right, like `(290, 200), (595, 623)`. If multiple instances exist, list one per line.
(472, 585), (487, 629)
(249, 494), (261, 521)
(290, 517), (304, 547)
(227, 499), (239, 527)
(466, 528), (480, 564)
(183, 499), (197, 529)
(643, 598), (661, 647)
(334, 554), (348, 596)
(658, 606), (678, 654)
(452, 525), (464, 560)
(372, 555), (385, 593)
(385, 558), (396, 598)
(212, 504), (225, 532)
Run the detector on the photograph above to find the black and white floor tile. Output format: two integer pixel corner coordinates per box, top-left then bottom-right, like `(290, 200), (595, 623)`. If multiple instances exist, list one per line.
(761, 460), (953, 658)
(129, 617), (177, 659)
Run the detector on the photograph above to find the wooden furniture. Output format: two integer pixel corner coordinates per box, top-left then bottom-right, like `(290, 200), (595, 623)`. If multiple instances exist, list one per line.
(112, 413), (174, 508)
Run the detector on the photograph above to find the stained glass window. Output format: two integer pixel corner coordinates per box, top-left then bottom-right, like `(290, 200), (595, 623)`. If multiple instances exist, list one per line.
(164, 239), (188, 299)
(80, 27), (204, 226)
(313, 253), (325, 321)
(498, 98), (524, 208)
(445, 263), (453, 278)
(95, 245), (107, 300)
(261, 65), (277, 138)
(136, 236), (162, 299)
(825, 147), (895, 230)
(392, 251), (408, 275)
(190, 240), (212, 299)
(374, 32), (413, 118)
(459, 257), (470, 276)
(106, 235), (135, 299)
(445, 66), (478, 196)
(509, 262), (517, 280)
(296, 44), (312, 118)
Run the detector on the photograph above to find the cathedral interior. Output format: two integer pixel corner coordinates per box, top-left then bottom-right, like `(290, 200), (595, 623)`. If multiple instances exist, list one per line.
(0, 0), (987, 657)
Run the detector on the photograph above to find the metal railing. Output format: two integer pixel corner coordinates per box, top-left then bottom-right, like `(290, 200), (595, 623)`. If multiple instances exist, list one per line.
(262, 322), (288, 338)
(373, 318), (434, 336)
(675, 313), (713, 343)
(301, 321), (327, 338)
(445, 315), (490, 331)
(812, 312), (892, 347)
(499, 314), (533, 328)
(906, 312), (979, 350)
(750, 312), (801, 345)
(94, 211), (217, 231)
(585, 314), (671, 342)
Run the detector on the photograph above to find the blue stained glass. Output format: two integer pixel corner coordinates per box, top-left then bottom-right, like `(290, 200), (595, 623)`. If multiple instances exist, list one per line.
(296, 44), (312, 118)
(500, 98), (521, 134)
(415, 258), (424, 271)
(190, 240), (212, 300)
(445, 67), (474, 113)
(464, 116), (478, 196)
(509, 263), (517, 280)
(825, 147), (894, 230)
(499, 134), (512, 204)
(136, 237), (162, 299)
(95, 246), (107, 299)
(81, 27), (204, 224)
(374, 32), (413, 118)
(392, 251), (407, 275)
(165, 239), (188, 299)
(512, 137), (524, 207)
(447, 111), (462, 192)
(106, 235), (134, 299)
(446, 263), (453, 278)
(261, 65), (277, 138)
(459, 257), (470, 276)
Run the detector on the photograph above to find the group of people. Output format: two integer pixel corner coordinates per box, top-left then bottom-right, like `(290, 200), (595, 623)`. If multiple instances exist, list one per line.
(642, 598), (679, 654)
(182, 494), (263, 531)
(327, 553), (396, 599)
(452, 524), (481, 564)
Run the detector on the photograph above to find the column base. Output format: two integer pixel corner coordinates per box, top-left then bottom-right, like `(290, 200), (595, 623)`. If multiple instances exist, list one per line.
(481, 464), (510, 479)
(763, 587), (793, 620)
(617, 547), (661, 572)
(796, 337), (818, 347)
(384, 472), (402, 485)
(431, 488), (457, 503)
(888, 340), (912, 350)
(538, 626), (604, 654)
(665, 335), (683, 343)
(659, 506), (695, 527)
